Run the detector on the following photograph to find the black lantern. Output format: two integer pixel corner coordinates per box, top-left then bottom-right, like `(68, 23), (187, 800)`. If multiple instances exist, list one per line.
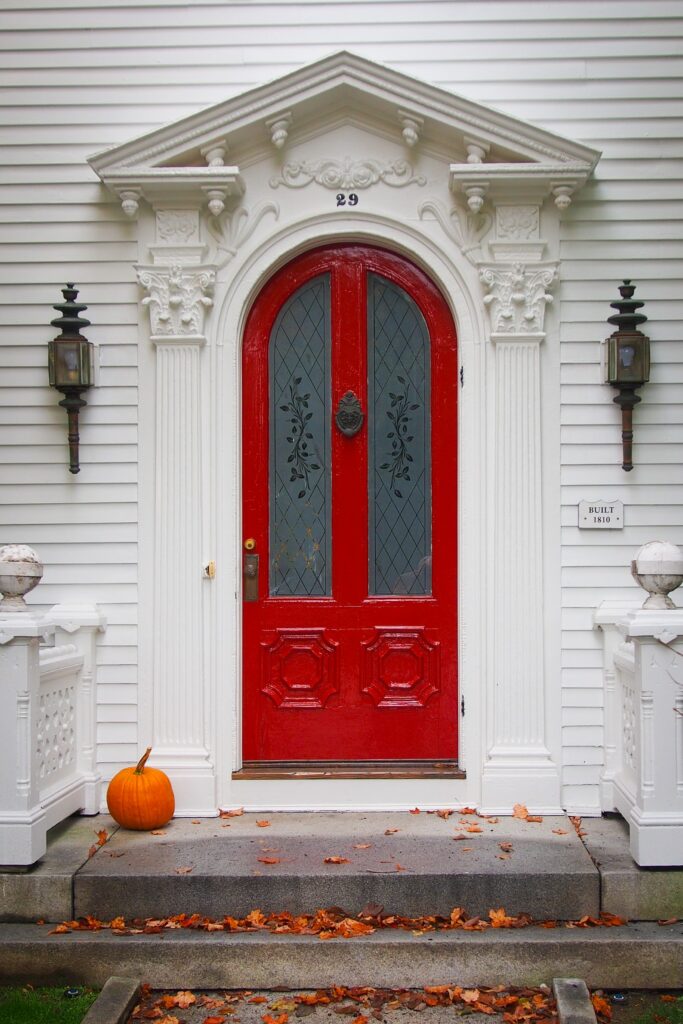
(606, 280), (650, 472)
(48, 284), (93, 474)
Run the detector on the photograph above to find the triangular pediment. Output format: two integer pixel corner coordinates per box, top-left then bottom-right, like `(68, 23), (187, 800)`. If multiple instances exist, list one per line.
(89, 51), (599, 212)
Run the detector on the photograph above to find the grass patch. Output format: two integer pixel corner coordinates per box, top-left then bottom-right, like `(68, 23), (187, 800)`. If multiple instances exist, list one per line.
(613, 993), (683, 1024)
(0, 984), (98, 1023)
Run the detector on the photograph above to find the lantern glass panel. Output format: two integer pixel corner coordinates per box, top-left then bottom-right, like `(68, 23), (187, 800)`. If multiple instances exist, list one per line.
(49, 339), (92, 387)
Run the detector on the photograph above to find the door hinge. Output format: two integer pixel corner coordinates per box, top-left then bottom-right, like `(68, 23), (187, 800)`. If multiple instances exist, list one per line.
(460, 695), (465, 717)
(459, 366), (464, 388)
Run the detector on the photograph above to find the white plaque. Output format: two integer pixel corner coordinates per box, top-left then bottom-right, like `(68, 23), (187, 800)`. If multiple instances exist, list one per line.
(579, 499), (624, 529)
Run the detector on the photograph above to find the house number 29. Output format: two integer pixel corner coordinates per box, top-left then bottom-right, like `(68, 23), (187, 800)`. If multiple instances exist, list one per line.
(336, 193), (359, 207)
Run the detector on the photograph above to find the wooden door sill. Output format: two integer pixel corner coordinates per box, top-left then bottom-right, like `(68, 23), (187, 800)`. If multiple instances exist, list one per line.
(233, 759), (465, 780)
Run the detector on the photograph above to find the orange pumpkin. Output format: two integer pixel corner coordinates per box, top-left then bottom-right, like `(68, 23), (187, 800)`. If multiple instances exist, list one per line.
(106, 747), (175, 830)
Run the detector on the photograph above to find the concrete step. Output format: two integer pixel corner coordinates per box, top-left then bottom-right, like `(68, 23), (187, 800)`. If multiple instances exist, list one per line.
(1, 922), (681, 989)
(72, 813), (599, 921)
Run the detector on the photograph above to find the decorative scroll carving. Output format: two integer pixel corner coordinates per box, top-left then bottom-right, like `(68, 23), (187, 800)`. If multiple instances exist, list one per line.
(270, 158), (426, 190)
(495, 205), (539, 241)
(418, 198), (492, 266)
(156, 210), (199, 244)
(205, 201), (279, 269)
(137, 263), (216, 338)
(480, 262), (558, 336)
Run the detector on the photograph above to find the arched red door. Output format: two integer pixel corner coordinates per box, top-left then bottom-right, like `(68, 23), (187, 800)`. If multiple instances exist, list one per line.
(241, 245), (458, 767)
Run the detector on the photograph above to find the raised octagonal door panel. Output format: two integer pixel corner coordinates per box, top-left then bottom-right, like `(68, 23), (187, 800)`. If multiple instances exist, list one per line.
(241, 245), (458, 764)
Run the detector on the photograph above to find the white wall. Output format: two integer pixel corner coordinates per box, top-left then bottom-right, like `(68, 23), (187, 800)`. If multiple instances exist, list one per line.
(1, 0), (681, 807)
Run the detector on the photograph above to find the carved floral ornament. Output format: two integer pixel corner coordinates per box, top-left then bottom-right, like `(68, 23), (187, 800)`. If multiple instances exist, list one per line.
(479, 263), (558, 338)
(136, 264), (216, 339)
(270, 158), (426, 190)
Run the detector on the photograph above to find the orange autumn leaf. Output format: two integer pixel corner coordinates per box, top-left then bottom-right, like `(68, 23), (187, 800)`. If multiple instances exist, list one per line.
(353, 843), (372, 849)
(173, 991), (197, 1009)
(256, 820), (271, 827)
(262, 1014), (289, 1024)
(257, 857), (281, 864)
(204, 1018), (226, 1024)
(461, 990), (481, 1004)
(249, 997), (268, 1003)
(460, 806), (477, 815)
(465, 824), (483, 833)
(220, 807), (244, 817)
(489, 908), (516, 927)
(174, 866), (193, 874)
(526, 814), (543, 823)
(323, 856), (350, 864)
(409, 808), (421, 814)
(512, 803), (529, 819)
(552, 828), (568, 835)
(660, 996), (678, 1002)
(151, 830), (166, 836)
(49, 923), (71, 934)
(591, 995), (612, 1019)
(452, 834), (467, 841)
(499, 842), (514, 852)
(436, 809), (453, 819)
(96, 829), (108, 846)
(395, 863), (406, 871)
(246, 909), (267, 927)
(384, 828), (399, 835)
(450, 907), (466, 924)
(351, 1017), (369, 1024)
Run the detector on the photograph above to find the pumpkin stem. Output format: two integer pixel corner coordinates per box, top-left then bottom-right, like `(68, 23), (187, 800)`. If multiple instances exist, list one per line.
(134, 747), (153, 774)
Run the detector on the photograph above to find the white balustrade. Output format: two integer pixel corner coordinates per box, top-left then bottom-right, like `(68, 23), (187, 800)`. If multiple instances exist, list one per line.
(595, 541), (683, 866)
(0, 560), (105, 865)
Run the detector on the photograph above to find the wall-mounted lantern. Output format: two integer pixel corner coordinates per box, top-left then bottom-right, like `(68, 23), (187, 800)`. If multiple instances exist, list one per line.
(606, 279), (650, 472)
(48, 284), (94, 474)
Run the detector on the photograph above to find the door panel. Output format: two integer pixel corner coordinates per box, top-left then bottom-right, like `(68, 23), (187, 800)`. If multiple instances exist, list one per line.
(242, 245), (458, 763)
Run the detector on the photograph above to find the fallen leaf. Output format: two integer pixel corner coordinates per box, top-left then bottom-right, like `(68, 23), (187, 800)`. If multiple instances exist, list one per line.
(436, 809), (453, 819)
(49, 923), (71, 934)
(658, 918), (678, 926)
(96, 829), (108, 846)
(249, 997), (268, 1004)
(660, 995), (678, 1002)
(460, 806), (477, 815)
(591, 995), (612, 1020)
(410, 808), (421, 814)
(461, 990), (481, 1004)
(351, 1017), (368, 1024)
(174, 992), (197, 1009)
(512, 803), (528, 819)
(353, 843), (372, 849)
(395, 863), (406, 871)
(552, 829), (568, 835)
(151, 830), (166, 836)
(384, 828), (399, 835)
(157, 1017), (180, 1024)
(324, 856), (350, 864)
(174, 866), (193, 874)
(258, 857), (281, 865)
(87, 845), (98, 859)
(204, 1017), (227, 1024)
(465, 825), (483, 833)
(452, 834), (467, 841)
(526, 815), (543, 823)
(256, 820), (271, 828)
(262, 1014), (289, 1024)
(191, 820), (201, 825)
(462, 847), (473, 852)
(220, 807), (244, 817)
(499, 842), (514, 852)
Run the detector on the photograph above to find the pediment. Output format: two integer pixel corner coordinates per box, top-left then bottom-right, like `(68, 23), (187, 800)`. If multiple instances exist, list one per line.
(89, 51), (599, 215)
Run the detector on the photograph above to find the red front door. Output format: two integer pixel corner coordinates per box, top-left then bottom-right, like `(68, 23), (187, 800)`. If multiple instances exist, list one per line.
(242, 245), (458, 764)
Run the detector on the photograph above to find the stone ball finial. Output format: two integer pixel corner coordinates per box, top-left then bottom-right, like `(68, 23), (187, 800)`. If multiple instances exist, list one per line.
(0, 544), (43, 613)
(631, 540), (683, 609)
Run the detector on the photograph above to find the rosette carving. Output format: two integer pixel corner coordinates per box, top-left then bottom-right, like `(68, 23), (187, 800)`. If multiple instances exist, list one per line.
(270, 158), (426, 190)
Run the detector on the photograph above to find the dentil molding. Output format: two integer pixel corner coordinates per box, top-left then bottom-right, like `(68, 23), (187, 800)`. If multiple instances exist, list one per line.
(137, 264), (216, 340)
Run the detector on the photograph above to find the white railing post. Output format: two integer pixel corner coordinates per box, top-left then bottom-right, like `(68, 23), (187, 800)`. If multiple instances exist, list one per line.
(46, 604), (106, 815)
(0, 612), (54, 865)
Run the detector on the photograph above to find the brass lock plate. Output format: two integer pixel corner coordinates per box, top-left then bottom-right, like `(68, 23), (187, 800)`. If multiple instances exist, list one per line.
(243, 553), (259, 602)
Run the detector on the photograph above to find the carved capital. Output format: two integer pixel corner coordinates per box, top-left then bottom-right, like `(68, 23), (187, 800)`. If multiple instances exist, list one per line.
(136, 263), (216, 341)
(480, 262), (558, 339)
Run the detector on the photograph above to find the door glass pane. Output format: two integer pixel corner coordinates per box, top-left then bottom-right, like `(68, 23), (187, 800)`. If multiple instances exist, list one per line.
(368, 274), (431, 595)
(270, 276), (331, 596)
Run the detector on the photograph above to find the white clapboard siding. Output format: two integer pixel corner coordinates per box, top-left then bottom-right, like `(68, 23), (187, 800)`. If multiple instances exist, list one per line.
(1, 0), (682, 804)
